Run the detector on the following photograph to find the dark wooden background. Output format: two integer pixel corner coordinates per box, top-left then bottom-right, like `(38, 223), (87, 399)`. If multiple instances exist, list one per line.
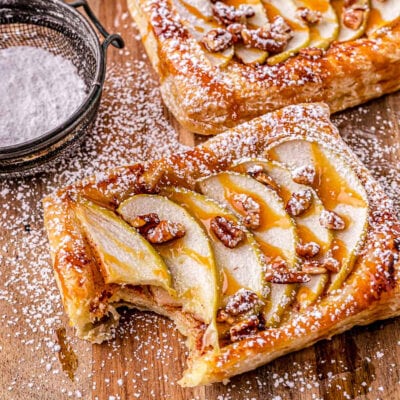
(1, 1), (400, 399)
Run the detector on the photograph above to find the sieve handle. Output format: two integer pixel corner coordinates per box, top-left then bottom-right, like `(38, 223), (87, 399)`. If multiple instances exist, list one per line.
(68, 0), (125, 50)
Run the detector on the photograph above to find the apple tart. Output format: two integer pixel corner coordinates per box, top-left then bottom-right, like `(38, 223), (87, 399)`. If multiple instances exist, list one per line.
(43, 103), (400, 386)
(127, 0), (400, 135)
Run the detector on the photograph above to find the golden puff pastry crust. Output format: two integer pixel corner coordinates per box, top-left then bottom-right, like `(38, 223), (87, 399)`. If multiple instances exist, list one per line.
(127, 0), (400, 135)
(43, 103), (400, 386)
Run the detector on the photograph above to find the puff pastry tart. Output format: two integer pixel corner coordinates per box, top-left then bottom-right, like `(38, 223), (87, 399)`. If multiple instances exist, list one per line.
(127, 0), (400, 135)
(43, 103), (400, 386)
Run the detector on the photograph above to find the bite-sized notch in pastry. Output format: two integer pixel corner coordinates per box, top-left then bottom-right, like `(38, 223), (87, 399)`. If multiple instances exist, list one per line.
(127, 0), (400, 134)
(43, 103), (400, 386)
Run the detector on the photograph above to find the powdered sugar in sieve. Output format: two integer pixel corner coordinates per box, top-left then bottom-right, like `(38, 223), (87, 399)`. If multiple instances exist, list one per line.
(0, 46), (87, 147)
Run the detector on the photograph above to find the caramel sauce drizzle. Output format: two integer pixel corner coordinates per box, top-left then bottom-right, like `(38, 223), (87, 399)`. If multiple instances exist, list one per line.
(296, 223), (326, 250)
(223, 268), (244, 297)
(310, 142), (366, 210)
(218, 174), (291, 230)
(178, 0), (211, 22)
(157, 240), (214, 272)
(299, 0), (329, 13)
(366, 7), (385, 32)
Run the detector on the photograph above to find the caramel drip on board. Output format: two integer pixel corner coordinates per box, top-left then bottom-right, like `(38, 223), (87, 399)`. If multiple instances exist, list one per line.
(55, 327), (78, 381)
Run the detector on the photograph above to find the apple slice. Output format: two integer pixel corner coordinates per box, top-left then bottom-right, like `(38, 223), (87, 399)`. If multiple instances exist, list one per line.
(197, 171), (299, 326)
(172, 0), (234, 67)
(118, 195), (220, 333)
(331, 0), (370, 42)
(266, 139), (369, 293)
(232, 159), (333, 307)
(75, 199), (173, 292)
(366, 0), (400, 35)
(262, 0), (310, 65)
(294, 0), (339, 49)
(164, 187), (267, 301)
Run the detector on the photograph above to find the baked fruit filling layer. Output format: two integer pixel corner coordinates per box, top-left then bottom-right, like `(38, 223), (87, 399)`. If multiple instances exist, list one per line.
(171, 0), (400, 66)
(73, 138), (369, 353)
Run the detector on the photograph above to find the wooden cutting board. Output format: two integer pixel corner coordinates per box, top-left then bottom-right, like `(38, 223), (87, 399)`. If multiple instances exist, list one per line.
(1, 1), (400, 399)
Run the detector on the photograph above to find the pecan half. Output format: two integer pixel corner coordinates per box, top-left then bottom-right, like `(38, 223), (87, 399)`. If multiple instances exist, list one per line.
(231, 193), (261, 230)
(229, 315), (259, 342)
(130, 213), (160, 234)
(321, 257), (340, 273)
(145, 220), (185, 244)
(291, 165), (316, 186)
(264, 269), (310, 283)
(296, 241), (321, 258)
(226, 23), (246, 43)
(319, 210), (346, 230)
(247, 165), (279, 191)
(225, 288), (264, 316)
(264, 259), (311, 283)
(343, 8), (364, 30)
(212, 1), (255, 25)
(241, 16), (293, 53)
(297, 7), (322, 25)
(210, 216), (245, 248)
(202, 28), (233, 53)
(301, 261), (328, 275)
(286, 189), (313, 217)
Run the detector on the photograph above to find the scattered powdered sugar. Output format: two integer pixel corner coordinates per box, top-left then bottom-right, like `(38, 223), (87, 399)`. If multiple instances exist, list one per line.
(332, 105), (400, 214)
(0, 46), (87, 147)
(0, 55), (186, 398)
(0, 45), (400, 400)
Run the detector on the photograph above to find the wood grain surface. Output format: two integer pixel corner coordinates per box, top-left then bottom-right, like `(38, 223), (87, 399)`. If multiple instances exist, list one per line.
(1, 1), (400, 399)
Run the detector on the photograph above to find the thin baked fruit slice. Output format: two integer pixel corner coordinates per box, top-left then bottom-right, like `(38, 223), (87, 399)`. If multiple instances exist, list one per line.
(43, 103), (400, 388)
(75, 199), (173, 291)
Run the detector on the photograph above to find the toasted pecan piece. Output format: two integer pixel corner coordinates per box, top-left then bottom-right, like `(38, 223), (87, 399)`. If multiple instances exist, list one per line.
(145, 220), (185, 244)
(229, 315), (259, 342)
(319, 210), (346, 230)
(231, 193), (261, 230)
(286, 189), (313, 217)
(296, 242), (321, 258)
(291, 165), (316, 186)
(210, 216), (245, 248)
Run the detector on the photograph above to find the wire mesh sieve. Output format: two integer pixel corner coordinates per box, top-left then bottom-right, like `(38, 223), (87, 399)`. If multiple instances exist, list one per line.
(0, 0), (124, 176)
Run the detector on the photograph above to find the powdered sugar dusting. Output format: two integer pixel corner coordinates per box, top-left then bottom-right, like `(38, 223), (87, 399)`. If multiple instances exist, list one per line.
(332, 104), (400, 214)
(0, 56), (186, 398)
(0, 46), (87, 147)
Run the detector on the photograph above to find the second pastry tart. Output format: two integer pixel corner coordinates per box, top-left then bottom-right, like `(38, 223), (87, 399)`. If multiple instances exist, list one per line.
(128, 0), (400, 134)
